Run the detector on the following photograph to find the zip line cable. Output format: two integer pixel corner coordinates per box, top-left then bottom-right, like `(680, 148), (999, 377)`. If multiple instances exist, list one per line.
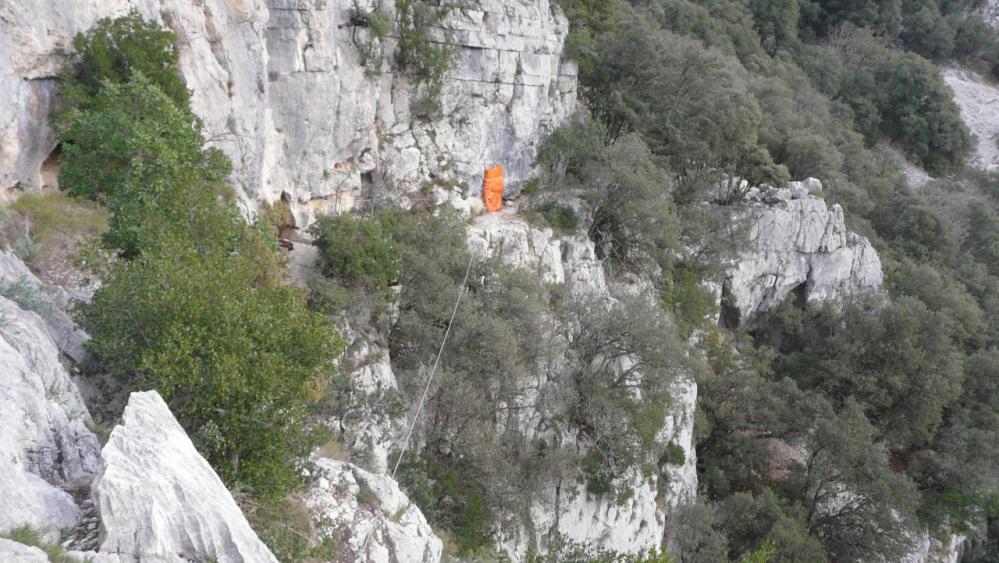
(390, 253), (475, 480)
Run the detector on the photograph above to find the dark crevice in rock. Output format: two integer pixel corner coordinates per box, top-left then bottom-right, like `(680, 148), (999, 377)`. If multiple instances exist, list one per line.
(718, 281), (741, 330)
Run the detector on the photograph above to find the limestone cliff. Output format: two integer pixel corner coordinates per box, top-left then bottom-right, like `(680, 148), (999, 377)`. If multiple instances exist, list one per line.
(467, 208), (699, 556)
(0, 0), (576, 227)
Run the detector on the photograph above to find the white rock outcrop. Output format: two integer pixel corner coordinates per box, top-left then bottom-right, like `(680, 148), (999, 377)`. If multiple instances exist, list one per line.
(943, 67), (999, 171)
(1, 0), (576, 227)
(93, 390), (277, 563)
(720, 179), (883, 324)
(332, 330), (404, 475)
(0, 251), (89, 362)
(0, 253), (100, 532)
(527, 471), (665, 555)
(467, 206), (606, 294)
(659, 376), (698, 511)
(306, 458), (443, 563)
(983, 0), (999, 31)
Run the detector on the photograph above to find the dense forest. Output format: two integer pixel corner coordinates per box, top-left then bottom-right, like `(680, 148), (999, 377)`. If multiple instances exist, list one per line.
(4, 0), (997, 561)
(545, 0), (999, 560)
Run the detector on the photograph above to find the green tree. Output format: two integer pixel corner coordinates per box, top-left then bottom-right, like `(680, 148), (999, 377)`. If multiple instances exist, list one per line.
(80, 234), (341, 497)
(59, 13), (343, 500)
(790, 297), (963, 449)
(912, 349), (999, 529)
(901, 3), (956, 60)
(583, 134), (678, 272)
(55, 75), (230, 258)
(61, 9), (190, 109)
(749, 0), (800, 53)
(561, 294), (687, 495)
(670, 501), (730, 563)
(718, 490), (825, 562)
(877, 52), (973, 173)
(384, 210), (562, 552)
(793, 401), (919, 561)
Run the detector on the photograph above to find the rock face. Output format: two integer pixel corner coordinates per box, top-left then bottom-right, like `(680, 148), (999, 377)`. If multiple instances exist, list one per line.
(720, 179), (883, 325)
(0, 251), (89, 362)
(1, 0), (576, 226)
(467, 206), (606, 294)
(983, 0), (999, 31)
(943, 67), (999, 171)
(93, 390), (277, 563)
(0, 252), (100, 532)
(306, 458), (443, 563)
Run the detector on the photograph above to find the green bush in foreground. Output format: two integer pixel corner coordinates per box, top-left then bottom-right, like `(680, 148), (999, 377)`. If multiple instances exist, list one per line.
(80, 236), (342, 496)
(56, 75), (231, 258)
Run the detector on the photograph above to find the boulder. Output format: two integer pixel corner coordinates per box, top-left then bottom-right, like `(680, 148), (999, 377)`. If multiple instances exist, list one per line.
(93, 391), (277, 563)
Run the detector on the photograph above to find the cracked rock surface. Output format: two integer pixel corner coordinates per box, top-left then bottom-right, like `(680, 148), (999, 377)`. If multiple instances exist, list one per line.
(720, 179), (884, 325)
(1, 0), (576, 229)
(94, 391), (277, 563)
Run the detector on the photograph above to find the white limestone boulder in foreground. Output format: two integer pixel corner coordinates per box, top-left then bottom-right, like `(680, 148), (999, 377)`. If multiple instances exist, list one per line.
(306, 457), (443, 563)
(722, 179), (884, 324)
(93, 391), (276, 563)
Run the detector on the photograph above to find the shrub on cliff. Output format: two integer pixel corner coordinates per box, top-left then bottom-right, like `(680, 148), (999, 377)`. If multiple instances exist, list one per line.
(79, 235), (341, 496)
(60, 9), (190, 110)
(55, 75), (231, 258)
(310, 212), (399, 292)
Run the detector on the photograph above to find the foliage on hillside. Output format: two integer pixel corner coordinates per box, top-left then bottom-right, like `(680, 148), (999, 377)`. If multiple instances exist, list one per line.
(541, 0), (999, 560)
(36, 1), (999, 561)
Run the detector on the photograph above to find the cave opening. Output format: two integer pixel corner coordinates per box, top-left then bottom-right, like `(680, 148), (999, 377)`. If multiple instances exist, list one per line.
(40, 144), (61, 192)
(718, 283), (741, 330)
